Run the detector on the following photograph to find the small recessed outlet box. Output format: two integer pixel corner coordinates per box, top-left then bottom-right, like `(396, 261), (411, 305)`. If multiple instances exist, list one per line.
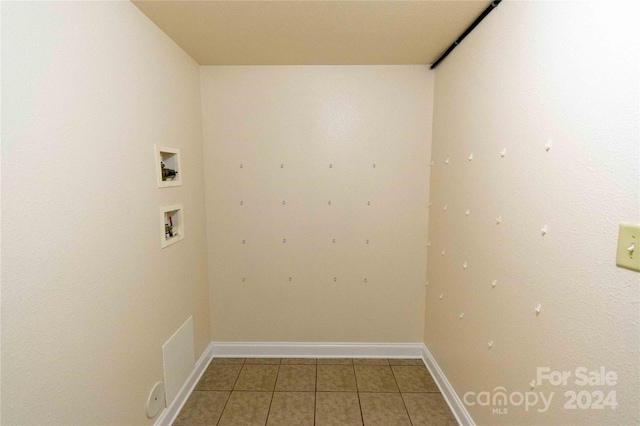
(160, 204), (184, 248)
(616, 223), (640, 272)
(155, 145), (182, 188)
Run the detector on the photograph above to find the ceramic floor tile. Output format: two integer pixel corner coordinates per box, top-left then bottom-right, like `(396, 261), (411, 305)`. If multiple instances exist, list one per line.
(359, 392), (412, 426)
(281, 358), (317, 365)
(234, 365), (279, 391)
(218, 391), (273, 426)
(180, 358), (445, 426)
(173, 391), (229, 426)
(317, 365), (357, 391)
(402, 393), (458, 426)
(391, 366), (439, 392)
(355, 365), (399, 392)
(315, 392), (363, 426)
(388, 358), (424, 366)
(195, 364), (242, 391)
(275, 365), (316, 391)
(245, 357), (281, 364)
(353, 358), (390, 366)
(266, 392), (315, 426)
(317, 358), (353, 365)
(211, 358), (245, 365)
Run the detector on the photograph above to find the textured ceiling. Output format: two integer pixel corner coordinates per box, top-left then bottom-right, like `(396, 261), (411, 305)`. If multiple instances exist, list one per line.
(132, 0), (488, 65)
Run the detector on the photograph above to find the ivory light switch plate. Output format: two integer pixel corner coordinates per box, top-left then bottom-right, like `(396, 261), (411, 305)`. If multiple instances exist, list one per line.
(616, 223), (640, 272)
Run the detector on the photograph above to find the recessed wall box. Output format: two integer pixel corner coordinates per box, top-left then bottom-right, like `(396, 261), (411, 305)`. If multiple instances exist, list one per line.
(155, 145), (182, 188)
(160, 204), (184, 248)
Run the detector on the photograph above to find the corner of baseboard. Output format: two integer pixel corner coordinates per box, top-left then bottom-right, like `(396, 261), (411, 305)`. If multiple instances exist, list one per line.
(154, 342), (215, 426)
(421, 344), (475, 426)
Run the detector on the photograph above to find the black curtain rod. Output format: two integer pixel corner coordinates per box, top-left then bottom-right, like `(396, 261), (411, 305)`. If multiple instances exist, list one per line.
(430, 0), (502, 70)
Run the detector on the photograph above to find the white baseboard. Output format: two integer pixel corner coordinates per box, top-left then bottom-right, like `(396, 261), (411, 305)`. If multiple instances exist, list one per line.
(154, 342), (215, 426)
(210, 341), (424, 358)
(421, 344), (475, 426)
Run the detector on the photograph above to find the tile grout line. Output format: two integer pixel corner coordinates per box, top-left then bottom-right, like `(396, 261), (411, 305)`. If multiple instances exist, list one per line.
(263, 359), (281, 425)
(352, 363), (365, 426)
(399, 393), (416, 426)
(215, 358), (246, 426)
(391, 364), (415, 426)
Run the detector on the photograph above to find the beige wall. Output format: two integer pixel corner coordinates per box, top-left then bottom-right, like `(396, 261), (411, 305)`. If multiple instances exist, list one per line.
(201, 66), (433, 343)
(426, 1), (639, 425)
(1, 2), (210, 424)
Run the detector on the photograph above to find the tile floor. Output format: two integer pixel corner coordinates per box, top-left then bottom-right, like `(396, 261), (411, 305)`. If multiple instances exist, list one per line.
(173, 357), (457, 426)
